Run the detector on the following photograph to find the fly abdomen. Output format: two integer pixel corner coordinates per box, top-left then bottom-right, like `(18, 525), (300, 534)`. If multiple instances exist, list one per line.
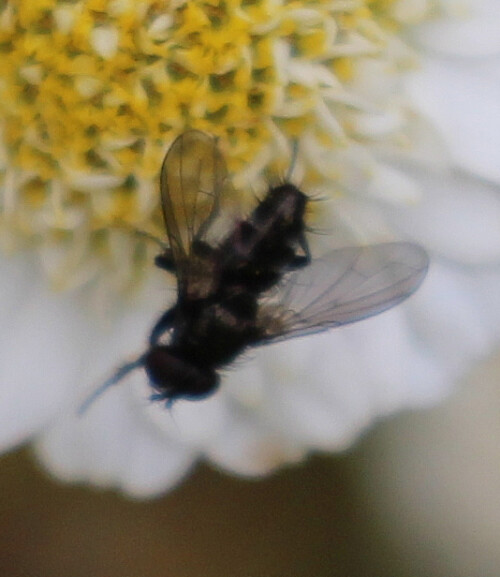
(252, 183), (307, 228)
(216, 182), (310, 295)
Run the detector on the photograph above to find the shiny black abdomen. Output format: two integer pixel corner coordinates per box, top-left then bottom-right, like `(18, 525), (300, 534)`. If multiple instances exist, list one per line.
(217, 184), (309, 293)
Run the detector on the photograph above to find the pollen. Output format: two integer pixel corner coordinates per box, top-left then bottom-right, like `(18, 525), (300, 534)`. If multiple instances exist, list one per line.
(0, 0), (429, 291)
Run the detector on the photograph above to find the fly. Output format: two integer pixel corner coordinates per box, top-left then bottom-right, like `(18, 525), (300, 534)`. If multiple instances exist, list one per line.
(81, 131), (429, 411)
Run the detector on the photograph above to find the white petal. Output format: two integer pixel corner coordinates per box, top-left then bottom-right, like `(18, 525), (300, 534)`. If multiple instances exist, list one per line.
(410, 262), (495, 378)
(206, 407), (306, 477)
(458, 267), (500, 344)
(412, 0), (500, 56)
(36, 388), (195, 498)
(258, 311), (447, 451)
(407, 55), (500, 183)
(380, 166), (500, 265)
(143, 392), (232, 449)
(393, 0), (430, 24)
(0, 253), (91, 452)
(251, 335), (374, 450)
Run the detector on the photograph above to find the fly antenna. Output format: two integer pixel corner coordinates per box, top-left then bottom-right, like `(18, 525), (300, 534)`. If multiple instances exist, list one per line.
(78, 355), (145, 415)
(116, 222), (169, 251)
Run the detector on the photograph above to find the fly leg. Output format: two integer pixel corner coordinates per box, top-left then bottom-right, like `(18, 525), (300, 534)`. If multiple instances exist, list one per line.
(154, 249), (176, 273)
(290, 232), (311, 268)
(149, 306), (177, 346)
(155, 240), (216, 273)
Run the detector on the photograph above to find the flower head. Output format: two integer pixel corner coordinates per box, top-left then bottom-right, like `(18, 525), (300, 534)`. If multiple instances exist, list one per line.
(1, 0), (500, 497)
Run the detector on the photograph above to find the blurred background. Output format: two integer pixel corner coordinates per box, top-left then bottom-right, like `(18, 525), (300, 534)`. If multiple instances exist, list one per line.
(2, 351), (500, 577)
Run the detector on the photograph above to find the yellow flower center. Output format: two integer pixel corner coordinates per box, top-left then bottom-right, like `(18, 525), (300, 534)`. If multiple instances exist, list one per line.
(0, 0), (431, 291)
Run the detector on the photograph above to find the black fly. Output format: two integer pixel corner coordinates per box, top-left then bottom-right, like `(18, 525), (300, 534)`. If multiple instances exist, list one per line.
(81, 131), (429, 411)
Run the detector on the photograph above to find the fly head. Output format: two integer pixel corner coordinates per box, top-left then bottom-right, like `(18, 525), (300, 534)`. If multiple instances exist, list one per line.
(144, 345), (220, 402)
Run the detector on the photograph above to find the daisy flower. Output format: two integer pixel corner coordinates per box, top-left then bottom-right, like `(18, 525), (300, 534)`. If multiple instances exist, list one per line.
(0, 0), (499, 497)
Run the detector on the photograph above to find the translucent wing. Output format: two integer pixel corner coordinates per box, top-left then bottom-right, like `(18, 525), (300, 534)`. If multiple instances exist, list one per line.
(257, 242), (429, 343)
(159, 130), (227, 267)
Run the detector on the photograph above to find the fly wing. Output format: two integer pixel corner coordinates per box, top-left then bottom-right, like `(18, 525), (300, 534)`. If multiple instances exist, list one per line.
(257, 242), (429, 344)
(159, 130), (227, 268)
